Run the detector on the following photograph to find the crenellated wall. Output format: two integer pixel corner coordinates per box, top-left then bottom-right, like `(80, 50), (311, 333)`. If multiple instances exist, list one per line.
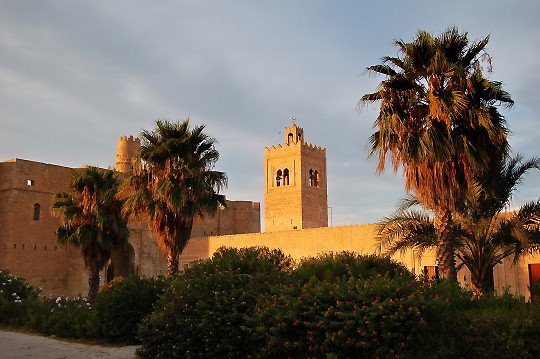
(0, 158), (260, 296)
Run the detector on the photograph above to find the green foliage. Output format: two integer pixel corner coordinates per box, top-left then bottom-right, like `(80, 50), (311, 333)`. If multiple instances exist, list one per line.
(255, 276), (427, 358)
(0, 270), (41, 326)
(293, 252), (413, 283)
(53, 166), (129, 302)
(3, 253), (540, 357)
(136, 247), (293, 359)
(122, 119), (228, 275)
(254, 253), (426, 358)
(0, 270), (40, 302)
(93, 275), (170, 343)
(33, 296), (96, 339)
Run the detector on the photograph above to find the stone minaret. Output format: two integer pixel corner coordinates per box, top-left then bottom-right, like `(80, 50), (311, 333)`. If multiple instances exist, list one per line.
(115, 135), (141, 173)
(264, 122), (328, 232)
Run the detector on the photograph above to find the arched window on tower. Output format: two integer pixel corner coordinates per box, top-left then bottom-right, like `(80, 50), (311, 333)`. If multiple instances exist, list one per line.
(309, 169), (314, 186)
(33, 203), (40, 221)
(297, 133), (302, 142)
(314, 170), (319, 187)
(276, 169), (283, 187)
(283, 168), (290, 185)
(287, 133), (293, 145)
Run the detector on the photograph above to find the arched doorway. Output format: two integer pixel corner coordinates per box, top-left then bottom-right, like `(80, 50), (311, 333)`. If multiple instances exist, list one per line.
(106, 243), (136, 282)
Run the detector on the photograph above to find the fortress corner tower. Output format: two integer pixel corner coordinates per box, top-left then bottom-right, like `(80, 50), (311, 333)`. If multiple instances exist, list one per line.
(115, 135), (141, 173)
(264, 122), (328, 232)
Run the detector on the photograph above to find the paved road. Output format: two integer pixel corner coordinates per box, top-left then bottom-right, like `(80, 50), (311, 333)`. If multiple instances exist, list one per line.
(0, 330), (138, 358)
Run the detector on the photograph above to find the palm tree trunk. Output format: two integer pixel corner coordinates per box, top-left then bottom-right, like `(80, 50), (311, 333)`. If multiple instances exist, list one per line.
(167, 248), (179, 276)
(470, 267), (495, 297)
(435, 210), (457, 280)
(88, 266), (100, 303)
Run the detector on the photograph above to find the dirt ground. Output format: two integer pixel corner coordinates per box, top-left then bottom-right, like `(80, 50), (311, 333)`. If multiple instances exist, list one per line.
(0, 330), (138, 358)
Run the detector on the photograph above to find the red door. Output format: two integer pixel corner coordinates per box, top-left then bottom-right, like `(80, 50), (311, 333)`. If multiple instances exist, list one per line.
(528, 264), (540, 302)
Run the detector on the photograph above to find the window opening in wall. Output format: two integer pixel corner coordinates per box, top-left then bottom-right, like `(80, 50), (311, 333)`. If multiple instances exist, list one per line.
(309, 169), (314, 186)
(423, 266), (439, 280)
(44, 245), (47, 251)
(287, 133), (293, 145)
(22, 244), (25, 250)
(34, 244), (37, 250)
(283, 168), (290, 185)
(33, 203), (40, 221)
(13, 244), (16, 249)
(276, 169), (283, 187)
(54, 246), (57, 251)
(314, 170), (319, 187)
(297, 133), (302, 142)
(27, 179), (34, 186)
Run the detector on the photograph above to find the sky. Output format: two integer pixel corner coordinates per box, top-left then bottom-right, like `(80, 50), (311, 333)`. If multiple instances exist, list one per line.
(1, 1), (539, 227)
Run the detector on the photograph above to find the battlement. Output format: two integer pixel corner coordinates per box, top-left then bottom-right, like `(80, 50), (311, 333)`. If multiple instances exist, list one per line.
(303, 142), (326, 152)
(115, 135), (141, 173)
(117, 135), (141, 144)
(265, 142), (324, 152)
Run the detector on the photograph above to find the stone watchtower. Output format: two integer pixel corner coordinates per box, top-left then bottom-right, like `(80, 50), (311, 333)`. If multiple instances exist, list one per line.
(264, 122), (328, 232)
(115, 135), (141, 173)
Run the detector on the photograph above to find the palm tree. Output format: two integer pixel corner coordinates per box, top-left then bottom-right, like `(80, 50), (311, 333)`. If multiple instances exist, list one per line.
(361, 27), (513, 279)
(378, 154), (540, 297)
(122, 119), (227, 276)
(53, 167), (129, 303)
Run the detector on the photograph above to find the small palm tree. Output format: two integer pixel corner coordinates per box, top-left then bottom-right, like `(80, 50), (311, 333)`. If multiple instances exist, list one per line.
(361, 27), (513, 279)
(53, 167), (129, 303)
(122, 119), (227, 276)
(378, 154), (540, 297)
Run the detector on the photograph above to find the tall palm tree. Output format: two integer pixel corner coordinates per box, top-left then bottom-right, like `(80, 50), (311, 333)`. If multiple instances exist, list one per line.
(378, 154), (540, 297)
(53, 167), (129, 303)
(361, 27), (513, 279)
(122, 119), (227, 276)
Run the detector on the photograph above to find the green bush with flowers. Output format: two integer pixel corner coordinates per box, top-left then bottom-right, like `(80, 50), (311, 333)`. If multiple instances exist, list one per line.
(253, 252), (427, 358)
(136, 247), (293, 359)
(32, 295), (96, 338)
(0, 270), (41, 326)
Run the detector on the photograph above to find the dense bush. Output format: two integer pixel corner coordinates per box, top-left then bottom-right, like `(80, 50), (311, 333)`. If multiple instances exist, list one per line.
(137, 247), (293, 359)
(293, 252), (413, 283)
(3, 251), (540, 357)
(408, 283), (540, 358)
(93, 275), (170, 343)
(0, 270), (41, 326)
(254, 253), (427, 358)
(31, 296), (96, 339)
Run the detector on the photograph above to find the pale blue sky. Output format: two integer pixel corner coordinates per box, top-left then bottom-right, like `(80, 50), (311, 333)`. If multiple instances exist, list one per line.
(1, 1), (539, 226)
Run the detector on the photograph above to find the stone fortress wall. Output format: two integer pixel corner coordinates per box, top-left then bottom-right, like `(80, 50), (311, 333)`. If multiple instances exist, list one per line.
(1, 124), (540, 299)
(179, 225), (538, 299)
(0, 156), (260, 296)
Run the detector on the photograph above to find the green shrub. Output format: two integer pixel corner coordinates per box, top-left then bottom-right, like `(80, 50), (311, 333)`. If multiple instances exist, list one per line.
(34, 296), (96, 339)
(254, 255), (427, 358)
(0, 270), (41, 326)
(93, 275), (170, 343)
(293, 252), (413, 283)
(137, 247), (293, 359)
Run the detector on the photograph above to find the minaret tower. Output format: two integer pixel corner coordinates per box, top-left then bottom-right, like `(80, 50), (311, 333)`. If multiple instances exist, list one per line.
(115, 135), (141, 173)
(264, 121), (328, 232)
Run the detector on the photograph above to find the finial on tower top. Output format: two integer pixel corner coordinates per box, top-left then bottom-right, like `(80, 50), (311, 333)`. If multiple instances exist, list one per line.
(292, 116), (296, 125)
